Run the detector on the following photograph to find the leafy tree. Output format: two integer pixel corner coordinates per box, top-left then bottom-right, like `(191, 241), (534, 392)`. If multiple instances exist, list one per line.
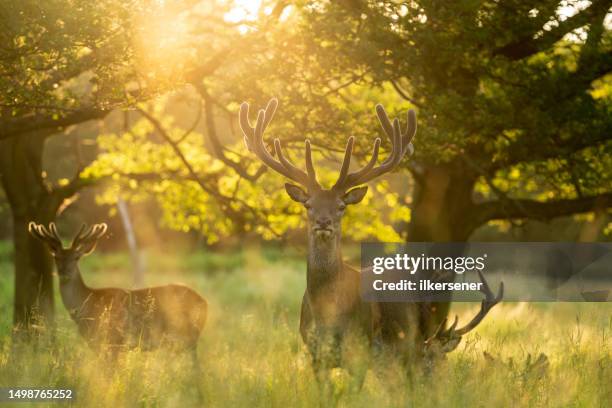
(84, 1), (412, 245)
(85, 94), (408, 243)
(89, 1), (612, 249)
(0, 0), (295, 332)
(0, 0), (142, 332)
(288, 0), (611, 237)
(280, 0), (612, 332)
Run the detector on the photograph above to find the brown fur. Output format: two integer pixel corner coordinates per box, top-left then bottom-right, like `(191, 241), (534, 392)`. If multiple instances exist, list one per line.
(29, 222), (207, 351)
(64, 280), (207, 350)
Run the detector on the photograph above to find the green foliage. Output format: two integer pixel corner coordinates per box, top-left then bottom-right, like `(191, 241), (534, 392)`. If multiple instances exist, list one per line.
(0, 240), (13, 262)
(80, 1), (611, 243)
(5, 0), (607, 243)
(82, 249), (247, 275)
(0, 0), (139, 111)
(85, 93), (411, 242)
(294, 1), (612, 202)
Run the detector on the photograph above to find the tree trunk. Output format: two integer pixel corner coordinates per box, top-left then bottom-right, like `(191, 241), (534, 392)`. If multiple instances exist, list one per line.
(405, 163), (480, 338)
(0, 134), (64, 336)
(407, 164), (477, 242)
(117, 196), (145, 287)
(12, 214), (55, 334)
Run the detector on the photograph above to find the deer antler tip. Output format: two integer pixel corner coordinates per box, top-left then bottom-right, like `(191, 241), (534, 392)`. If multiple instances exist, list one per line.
(447, 315), (459, 332)
(406, 143), (415, 156)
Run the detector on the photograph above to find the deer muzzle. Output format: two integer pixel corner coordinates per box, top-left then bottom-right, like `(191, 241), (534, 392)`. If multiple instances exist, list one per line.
(313, 226), (334, 239)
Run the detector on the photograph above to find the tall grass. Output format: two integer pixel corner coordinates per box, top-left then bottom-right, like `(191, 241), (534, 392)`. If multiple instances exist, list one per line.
(0, 246), (610, 407)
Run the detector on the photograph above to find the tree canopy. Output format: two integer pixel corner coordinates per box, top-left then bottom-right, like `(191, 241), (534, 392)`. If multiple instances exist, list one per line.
(82, 0), (612, 243)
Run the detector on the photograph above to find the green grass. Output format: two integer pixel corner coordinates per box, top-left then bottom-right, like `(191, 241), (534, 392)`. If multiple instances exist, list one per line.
(0, 247), (610, 407)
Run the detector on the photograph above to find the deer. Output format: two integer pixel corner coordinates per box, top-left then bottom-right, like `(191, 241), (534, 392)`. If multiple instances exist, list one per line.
(28, 222), (207, 357)
(239, 98), (503, 374)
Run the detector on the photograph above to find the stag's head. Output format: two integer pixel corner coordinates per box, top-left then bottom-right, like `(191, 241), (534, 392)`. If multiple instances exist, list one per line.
(28, 223), (108, 279)
(239, 98), (417, 242)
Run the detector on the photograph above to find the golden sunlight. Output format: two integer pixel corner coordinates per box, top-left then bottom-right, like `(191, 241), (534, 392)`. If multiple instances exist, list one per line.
(133, 1), (267, 80)
(133, 4), (193, 80)
(224, 0), (262, 23)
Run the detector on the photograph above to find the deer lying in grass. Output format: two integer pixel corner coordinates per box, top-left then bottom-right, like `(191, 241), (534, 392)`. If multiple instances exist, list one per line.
(28, 222), (207, 355)
(240, 99), (503, 373)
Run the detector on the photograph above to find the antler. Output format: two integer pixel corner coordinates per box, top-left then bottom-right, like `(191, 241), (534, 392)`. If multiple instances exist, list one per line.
(332, 105), (417, 191)
(71, 223), (108, 251)
(425, 271), (504, 352)
(239, 99), (417, 192)
(28, 222), (63, 250)
(239, 98), (321, 191)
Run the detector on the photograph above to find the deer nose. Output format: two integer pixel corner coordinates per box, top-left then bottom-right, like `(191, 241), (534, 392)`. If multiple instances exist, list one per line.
(317, 218), (332, 228)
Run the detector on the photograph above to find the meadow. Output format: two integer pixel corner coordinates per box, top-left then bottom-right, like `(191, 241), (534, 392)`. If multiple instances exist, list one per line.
(0, 243), (610, 407)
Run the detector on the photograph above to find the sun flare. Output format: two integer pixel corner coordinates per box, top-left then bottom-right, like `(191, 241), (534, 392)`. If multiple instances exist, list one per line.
(224, 0), (262, 23)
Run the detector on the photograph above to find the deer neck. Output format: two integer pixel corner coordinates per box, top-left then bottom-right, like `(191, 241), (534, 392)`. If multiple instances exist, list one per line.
(306, 231), (343, 294)
(58, 265), (92, 313)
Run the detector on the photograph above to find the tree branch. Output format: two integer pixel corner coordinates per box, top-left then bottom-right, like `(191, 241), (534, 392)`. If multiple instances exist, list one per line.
(489, 126), (612, 172)
(196, 85), (267, 181)
(391, 80), (424, 108)
(475, 192), (612, 224)
(138, 107), (276, 231)
(135, 107), (228, 202)
(0, 106), (109, 141)
(493, 0), (611, 60)
(136, 106), (285, 237)
(186, 0), (290, 84)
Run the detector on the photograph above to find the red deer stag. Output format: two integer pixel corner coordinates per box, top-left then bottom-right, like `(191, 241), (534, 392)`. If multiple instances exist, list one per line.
(28, 222), (207, 356)
(239, 98), (503, 372)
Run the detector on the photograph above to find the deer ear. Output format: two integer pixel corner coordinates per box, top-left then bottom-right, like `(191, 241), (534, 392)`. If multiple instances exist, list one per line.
(343, 186), (368, 205)
(285, 183), (309, 203)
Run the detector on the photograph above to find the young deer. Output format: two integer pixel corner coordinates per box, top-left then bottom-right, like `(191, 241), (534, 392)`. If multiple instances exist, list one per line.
(239, 99), (502, 371)
(28, 222), (207, 354)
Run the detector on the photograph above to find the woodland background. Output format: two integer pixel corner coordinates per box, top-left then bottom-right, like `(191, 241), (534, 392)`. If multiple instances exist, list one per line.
(0, 1), (610, 406)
